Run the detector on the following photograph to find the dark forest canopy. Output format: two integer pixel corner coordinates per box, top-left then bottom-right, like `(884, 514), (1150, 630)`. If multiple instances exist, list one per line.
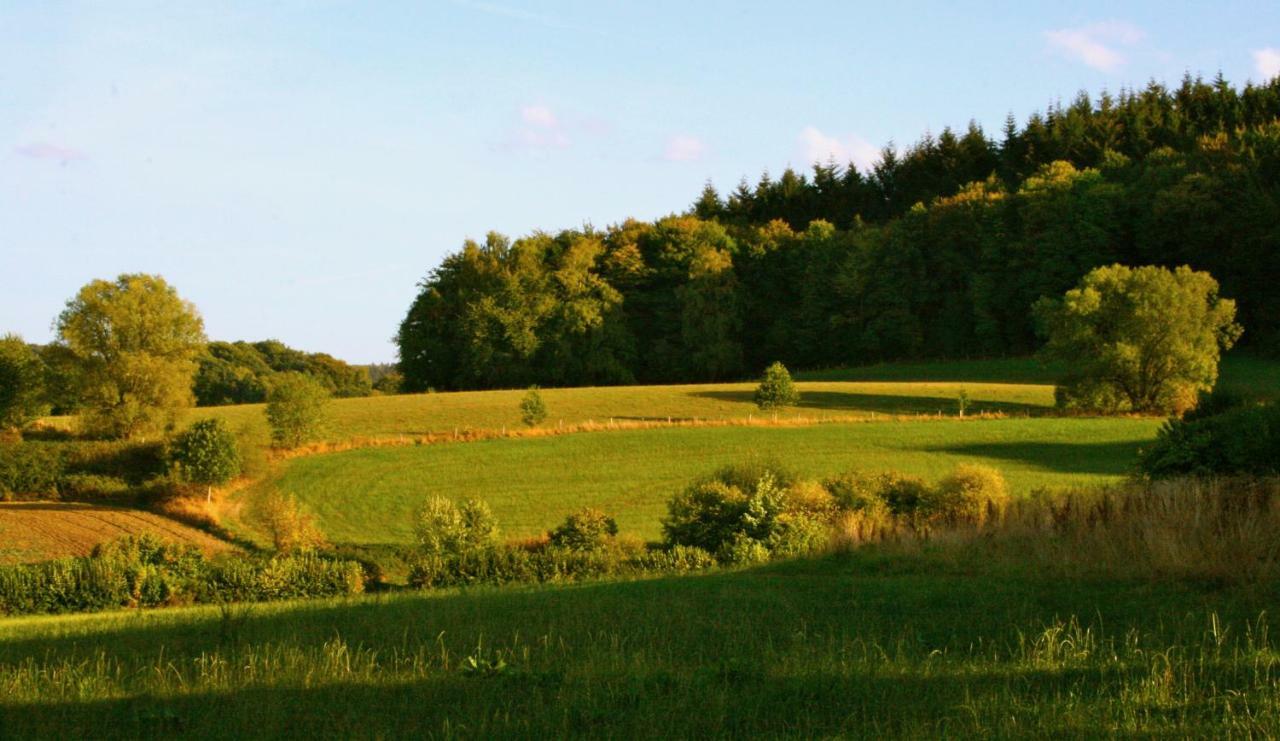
(398, 75), (1280, 392)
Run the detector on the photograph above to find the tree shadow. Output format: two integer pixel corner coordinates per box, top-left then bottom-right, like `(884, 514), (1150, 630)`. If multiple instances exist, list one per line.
(0, 661), (1177, 738)
(689, 389), (1044, 416)
(922, 440), (1145, 475)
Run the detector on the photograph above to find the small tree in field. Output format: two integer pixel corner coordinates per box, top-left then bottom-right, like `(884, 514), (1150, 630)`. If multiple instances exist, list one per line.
(0, 334), (47, 435)
(265, 372), (329, 447)
(171, 418), (241, 501)
(520, 386), (547, 427)
(1034, 264), (1242, 414)
(754, 362), (800, 411)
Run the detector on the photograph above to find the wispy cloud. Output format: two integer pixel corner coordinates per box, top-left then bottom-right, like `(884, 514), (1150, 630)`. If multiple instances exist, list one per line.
(520, 104), (557, 128)
(501, 103), (571, 151)
(661, 134), (705, 162)
(15, 142), (88, 164)
(1255, 48), (1280, 81)
(798, 126), (878, 172)
(1044, 21), (1145, 71)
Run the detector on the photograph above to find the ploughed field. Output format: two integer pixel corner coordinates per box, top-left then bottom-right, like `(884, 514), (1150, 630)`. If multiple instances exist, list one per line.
(0, 503), (235, 565)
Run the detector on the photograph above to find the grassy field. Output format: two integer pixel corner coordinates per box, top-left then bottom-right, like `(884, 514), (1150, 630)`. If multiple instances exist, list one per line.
(194, 379), (1056, 442)
(0, 503), (235, 565)
(1, 551), (1276, 737)
(260, 417), (1161, 545)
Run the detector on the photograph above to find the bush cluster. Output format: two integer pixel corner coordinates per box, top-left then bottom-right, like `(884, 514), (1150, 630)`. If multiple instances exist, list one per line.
(406, 499), (716, 590)
(405, 463), (1013, 591)
(662, 461), (1012, 559)
(0, 534), (366, 617)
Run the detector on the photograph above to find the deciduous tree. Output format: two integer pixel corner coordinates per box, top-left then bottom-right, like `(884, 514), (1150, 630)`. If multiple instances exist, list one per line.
(55, 274), (206, 439)
(1034, 264), (1241, 414)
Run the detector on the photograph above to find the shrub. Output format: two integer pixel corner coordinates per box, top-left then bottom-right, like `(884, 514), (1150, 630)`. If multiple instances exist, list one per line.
(549, 507), (619, 552)
(57, 473), (131, 501)
(259, 492), (328, 553)
(874, 472), (933, 517)
(823, 471), (891, 517)
(520, 386), (547, 427)
(170, 418), (241, 500)
(1138, 403), (1280, 478)
(0, 443), (66, 500)
(926, 464), (1010, 527)
(265, 372), (329, 447)
(753, 361), (800, 410)
(626, 545), (716, 574)
(662, 480), (749, 553)
(202, 552), (365, 603)
(414, 497), (499, 558)
(716, 533), (772, 565)
(764, 512), (832, 557)
(663, 467), (802, 562)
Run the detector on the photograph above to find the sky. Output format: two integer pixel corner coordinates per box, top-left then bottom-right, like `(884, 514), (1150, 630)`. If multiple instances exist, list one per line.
(3, 1), (1279, 364)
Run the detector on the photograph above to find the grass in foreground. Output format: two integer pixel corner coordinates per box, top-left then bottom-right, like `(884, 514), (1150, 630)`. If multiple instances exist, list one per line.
(0, 552), (1276, 737)
(261, 417), (1160, 545)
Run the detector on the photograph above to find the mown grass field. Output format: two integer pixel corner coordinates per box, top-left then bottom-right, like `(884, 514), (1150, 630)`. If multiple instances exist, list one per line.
(0, 503), (234, 565)
(1, 552), (1277, 737)
(197, 379), (1056, 442)
(263, 417), (1161, 545)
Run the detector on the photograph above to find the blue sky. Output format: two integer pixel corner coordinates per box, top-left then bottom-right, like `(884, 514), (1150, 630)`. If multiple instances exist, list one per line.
(3, 1), (1279, 363)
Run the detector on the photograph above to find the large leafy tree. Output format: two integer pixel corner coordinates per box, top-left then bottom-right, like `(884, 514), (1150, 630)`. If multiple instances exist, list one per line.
(0, 334), (47, 433)
(1034, 264), (1242, 414)
(56, 274), (206, 439)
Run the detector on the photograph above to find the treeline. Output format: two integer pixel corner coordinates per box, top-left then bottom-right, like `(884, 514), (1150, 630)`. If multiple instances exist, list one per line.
(398, 75), (1280, 391)
(195, 340), (376, 406)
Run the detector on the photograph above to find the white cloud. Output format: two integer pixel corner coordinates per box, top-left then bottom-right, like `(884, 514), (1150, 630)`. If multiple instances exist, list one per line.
(661, 134), (705, 162)
(1045, 21), (1145, 72)
(798, 126), (879, 172)
(1255, 48), (1280, 80)
(520, 104), (557, 128)
(14, 142), (88, 163)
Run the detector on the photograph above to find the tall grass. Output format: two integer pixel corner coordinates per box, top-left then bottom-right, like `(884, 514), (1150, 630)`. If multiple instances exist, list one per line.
(837, 477), (1280, 584)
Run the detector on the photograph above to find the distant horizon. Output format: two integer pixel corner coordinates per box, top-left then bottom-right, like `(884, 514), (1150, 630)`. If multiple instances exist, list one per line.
(5, 1), (1278, 364)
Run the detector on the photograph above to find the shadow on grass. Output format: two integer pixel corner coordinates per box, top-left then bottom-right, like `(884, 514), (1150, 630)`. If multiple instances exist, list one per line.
(923, 440), (1146, 475)
(0, 663), (1178, 738)
(689, 389), (1045, 416)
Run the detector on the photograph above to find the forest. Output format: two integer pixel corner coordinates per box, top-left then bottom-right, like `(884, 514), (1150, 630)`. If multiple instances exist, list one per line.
(397, 75), (1280, 391)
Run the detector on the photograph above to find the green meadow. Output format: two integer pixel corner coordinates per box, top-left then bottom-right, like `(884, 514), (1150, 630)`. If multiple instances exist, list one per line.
(1, 553), (1277, 737)
(266, 416), (1160, 545)
(195, 378), (1057, 442)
